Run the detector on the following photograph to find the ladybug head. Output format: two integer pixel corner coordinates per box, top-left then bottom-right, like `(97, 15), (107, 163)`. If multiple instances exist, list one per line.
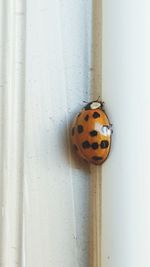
(84, 100), (104, 110)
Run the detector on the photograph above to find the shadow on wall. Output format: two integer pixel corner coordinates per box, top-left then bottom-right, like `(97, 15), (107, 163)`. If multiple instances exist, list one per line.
(65, 118), (90, 175)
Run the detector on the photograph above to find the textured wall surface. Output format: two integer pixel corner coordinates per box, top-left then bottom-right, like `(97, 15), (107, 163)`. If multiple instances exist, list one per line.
(24, 0), (92, 266)
(0, 0), (92, 266)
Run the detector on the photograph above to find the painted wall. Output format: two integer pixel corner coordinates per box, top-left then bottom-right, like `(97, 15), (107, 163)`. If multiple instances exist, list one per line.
(102, 1), (150, 266)
(0, 0), (150, 267)
(24, 0), (92, 266)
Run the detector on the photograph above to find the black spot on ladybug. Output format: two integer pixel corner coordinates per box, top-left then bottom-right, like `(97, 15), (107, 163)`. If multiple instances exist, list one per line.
(90, 130), (97, 137)
(100, 140), (109, 149)
(72, 127), (75, 136)
(91, 142), (99, 149)
(92, 156), (103, 161)
(82, 141), (90, 149)
(93, 112), (100, 118)
(73, 144), (78, 151)
(77, 125), (83, 133)
(84, 114), (89, 121)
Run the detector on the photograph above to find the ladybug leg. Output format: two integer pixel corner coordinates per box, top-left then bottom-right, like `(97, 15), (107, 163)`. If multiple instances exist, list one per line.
(100, 100), (105, 109)
(108, 123), (113, 134)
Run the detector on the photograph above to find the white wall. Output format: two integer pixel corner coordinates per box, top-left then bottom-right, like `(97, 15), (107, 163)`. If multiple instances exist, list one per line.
(0, 0), (92, 266)
(24, 1), (92, 266)
(1, 0), (150, 267)
(102, 1), (150, 267)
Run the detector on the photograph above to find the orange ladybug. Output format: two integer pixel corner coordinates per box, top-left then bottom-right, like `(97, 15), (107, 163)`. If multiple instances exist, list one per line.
(71, 100), (112, 165)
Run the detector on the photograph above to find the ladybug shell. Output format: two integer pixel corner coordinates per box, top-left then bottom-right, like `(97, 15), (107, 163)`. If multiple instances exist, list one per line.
(71, 101), (112, 165)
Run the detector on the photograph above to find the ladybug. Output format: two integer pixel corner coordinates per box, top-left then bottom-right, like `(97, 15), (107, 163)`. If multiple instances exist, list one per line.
(71, 99), (112, 165)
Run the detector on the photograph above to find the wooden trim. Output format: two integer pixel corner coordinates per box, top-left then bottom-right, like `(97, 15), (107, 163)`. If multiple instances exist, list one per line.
(89, 166), (102, 267)
(89, 0), (102, 266)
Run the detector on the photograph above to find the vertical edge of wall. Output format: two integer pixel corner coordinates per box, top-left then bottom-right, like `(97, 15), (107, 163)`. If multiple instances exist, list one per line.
(91, 0), (102, 97)
(0, 0), (25, 266)
(89, 0), (102, 266)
